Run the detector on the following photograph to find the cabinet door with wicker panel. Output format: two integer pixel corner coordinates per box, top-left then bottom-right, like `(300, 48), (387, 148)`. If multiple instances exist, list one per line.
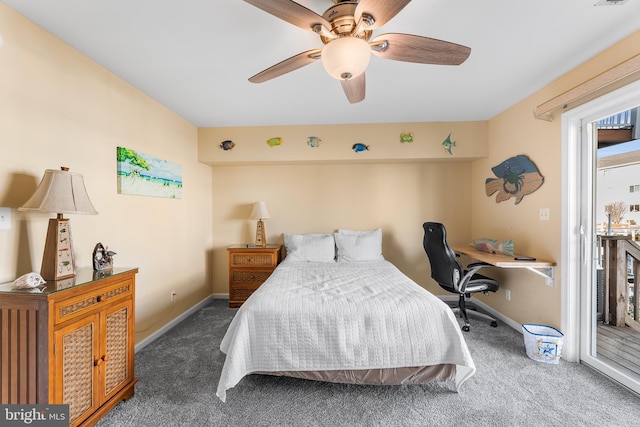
(101, 299), (134, 404)
(53, 313), (100, 426)
(227, 245), (282, 307)
(52, 298), (134, 427)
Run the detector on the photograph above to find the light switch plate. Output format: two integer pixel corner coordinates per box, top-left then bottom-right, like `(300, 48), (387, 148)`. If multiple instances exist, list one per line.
(0, 207), (11, 230)
(539, 208), (550, 221)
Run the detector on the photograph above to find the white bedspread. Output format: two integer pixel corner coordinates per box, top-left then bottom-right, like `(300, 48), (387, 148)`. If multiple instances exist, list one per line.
(217, 260), (476, 401)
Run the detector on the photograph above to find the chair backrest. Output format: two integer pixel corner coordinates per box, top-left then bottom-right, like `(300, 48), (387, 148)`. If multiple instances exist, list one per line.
(422, 222), (464, 293)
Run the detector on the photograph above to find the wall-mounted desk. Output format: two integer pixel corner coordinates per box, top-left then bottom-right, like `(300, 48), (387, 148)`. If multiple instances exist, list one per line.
(451, 244), (556, 286)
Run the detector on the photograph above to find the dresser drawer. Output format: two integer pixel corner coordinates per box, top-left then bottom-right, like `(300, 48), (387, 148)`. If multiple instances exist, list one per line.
(54, 280), (133, 325)
(230, 253), (277, 268)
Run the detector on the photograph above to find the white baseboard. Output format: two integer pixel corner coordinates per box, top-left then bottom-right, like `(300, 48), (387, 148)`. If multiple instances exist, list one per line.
(438, 295), (523, 333)
(135, 294), (215, 353)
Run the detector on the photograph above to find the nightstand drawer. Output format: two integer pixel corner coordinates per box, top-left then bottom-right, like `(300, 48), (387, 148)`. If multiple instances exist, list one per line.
(231, 270), (274, 284)
(230, 253), (277, 268)
(230, 285), (260, 302)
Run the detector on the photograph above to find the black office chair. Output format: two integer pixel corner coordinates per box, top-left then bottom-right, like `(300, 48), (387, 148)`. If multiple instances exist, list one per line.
(422, 222), (499, 332)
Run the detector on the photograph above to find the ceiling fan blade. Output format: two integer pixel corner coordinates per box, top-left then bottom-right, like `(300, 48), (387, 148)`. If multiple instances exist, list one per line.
(355, 0), (411, 30)
(249, 49), (322, 83)
(341, 73), (366, 104)
(370, 33), (471, 65)
(244, 0), (330, 33)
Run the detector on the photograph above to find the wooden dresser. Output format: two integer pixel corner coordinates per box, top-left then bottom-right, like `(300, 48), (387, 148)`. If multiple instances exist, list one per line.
(0, 267), (138, 427)
(227, 245), (282, 307)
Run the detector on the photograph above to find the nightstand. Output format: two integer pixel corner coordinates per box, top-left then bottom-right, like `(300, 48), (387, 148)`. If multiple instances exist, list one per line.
(227, 244), (283, 307)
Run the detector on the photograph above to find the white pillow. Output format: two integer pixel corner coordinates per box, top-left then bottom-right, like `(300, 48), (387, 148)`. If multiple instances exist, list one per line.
(284, 233), (336, 262)
(334, 228), (384, 262)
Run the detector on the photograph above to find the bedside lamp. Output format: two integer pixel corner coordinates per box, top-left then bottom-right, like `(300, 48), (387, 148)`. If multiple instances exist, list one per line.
(19, 167), (98, 280)
(250, 201), (270, 248)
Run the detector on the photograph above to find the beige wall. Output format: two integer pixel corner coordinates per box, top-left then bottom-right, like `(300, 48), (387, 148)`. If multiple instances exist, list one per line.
(200, 122), (488, 296)
(199, 122), (488, 164)
(0, 4), (213, 344)
(469, 95), (563, 326)
(470, 30), (640, 328)
(211, 161), (473, 295)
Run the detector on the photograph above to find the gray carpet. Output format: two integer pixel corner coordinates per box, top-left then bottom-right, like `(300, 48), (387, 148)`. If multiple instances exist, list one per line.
(97, 299), (640, 427)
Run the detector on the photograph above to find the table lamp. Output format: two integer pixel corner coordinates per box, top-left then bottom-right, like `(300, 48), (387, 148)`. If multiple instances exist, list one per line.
(250, 201), (270, 248)
(19, 167), (98, 280)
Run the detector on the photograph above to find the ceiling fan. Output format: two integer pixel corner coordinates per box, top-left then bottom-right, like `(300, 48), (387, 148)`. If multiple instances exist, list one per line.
(244, 0), (471, 104)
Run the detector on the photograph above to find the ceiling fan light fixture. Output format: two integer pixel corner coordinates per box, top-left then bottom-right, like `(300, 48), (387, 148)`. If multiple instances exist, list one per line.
(321, 37), (371, 80)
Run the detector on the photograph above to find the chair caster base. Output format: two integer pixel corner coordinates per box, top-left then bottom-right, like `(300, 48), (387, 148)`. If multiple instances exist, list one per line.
(490, 321), (498, 328)
(462, 325), (470, 332)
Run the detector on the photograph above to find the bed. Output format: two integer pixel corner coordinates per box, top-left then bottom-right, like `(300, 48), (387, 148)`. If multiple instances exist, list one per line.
(216, 229), (476, 402)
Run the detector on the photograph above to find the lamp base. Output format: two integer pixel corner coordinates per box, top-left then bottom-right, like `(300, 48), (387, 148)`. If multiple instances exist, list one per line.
(41, 217), (75, 281)
(255, 219), (266, 248)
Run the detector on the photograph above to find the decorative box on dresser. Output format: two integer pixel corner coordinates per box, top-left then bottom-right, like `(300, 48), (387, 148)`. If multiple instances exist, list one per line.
(0, 267), (138, 427)
(227, 244), (283, 307)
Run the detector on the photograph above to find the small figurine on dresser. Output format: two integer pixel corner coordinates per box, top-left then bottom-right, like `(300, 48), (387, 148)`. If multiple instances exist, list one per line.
(93, 242), (116, 271)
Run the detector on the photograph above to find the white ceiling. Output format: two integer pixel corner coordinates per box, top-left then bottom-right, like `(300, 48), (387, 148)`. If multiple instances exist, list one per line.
(3, 0), (640, 127)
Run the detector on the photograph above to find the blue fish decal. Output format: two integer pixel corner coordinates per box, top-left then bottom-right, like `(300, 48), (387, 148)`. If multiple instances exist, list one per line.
(442, 133), (456, 154)
(352, 143), (369, 153)
(485, 155), (544, 204)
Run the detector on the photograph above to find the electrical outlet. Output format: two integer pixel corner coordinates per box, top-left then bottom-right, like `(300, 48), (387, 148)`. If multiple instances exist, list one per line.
(505, 289), (511, 301)
(170, 290), (177, 303)
(0, 208), (11, 230)
(539, 208), (550, 221)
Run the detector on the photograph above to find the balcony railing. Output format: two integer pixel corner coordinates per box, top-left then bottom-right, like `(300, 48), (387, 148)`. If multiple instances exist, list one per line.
(599, 235), (640, 330)
(597, 110), (634, 129)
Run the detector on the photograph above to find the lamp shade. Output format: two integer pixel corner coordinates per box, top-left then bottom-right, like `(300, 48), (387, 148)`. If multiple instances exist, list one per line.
(250, 201), (270, 220)
(19, 167), (98, 215)
(322, 37), (371, 80)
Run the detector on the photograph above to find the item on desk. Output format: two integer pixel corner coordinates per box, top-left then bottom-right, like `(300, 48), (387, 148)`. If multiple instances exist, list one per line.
(471, 238), (514, 256)
(514, 256), (536, 261)
(11, 272), (46, 290)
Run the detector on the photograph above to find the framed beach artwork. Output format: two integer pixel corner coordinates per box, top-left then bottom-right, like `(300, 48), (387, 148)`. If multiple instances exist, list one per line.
(116, 147), (182, 199)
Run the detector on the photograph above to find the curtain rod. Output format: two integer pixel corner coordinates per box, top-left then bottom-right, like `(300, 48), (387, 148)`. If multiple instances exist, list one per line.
(534, 53), (640, 121)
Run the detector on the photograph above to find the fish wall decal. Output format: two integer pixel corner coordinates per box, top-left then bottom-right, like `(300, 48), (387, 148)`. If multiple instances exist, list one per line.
(266, 137), (282, 147)
(352, 143), (369, 153)
(307, 136), (322, 148)
(485, 155), (544, 204)
(442, 133), (456, 154)
(400, 132), (414, 143)
(219, 140), (235, 151)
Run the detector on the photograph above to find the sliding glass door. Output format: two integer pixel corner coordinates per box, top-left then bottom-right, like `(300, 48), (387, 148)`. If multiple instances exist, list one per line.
(563, 79), (640, 394)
